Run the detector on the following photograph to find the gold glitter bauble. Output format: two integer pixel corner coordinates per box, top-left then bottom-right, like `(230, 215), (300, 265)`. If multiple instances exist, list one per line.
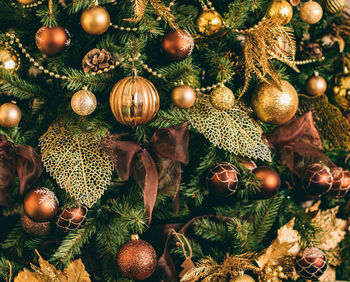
(300, 0), (323, 24)
(325, 0), (344, 14)
(266, 0), (293, 25)
(197, 10), (223, 36)
(209, 86), (235, 111)
(230, 274), (256, 282)
(16, 0), (37, 4)
(81, 5), (110, 35)
(306, 72), (327, 96)
(0, 102), (22, 127)
(171, 85), (196, 109)
(251, 80), (298, 125)
(0, 47), (19, 72)
(71, 89), (97, 116)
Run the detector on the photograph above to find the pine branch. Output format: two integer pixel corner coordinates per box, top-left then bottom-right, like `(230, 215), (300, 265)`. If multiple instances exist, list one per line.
(194, 218), (231, 242)
(149, 108), (189, 128)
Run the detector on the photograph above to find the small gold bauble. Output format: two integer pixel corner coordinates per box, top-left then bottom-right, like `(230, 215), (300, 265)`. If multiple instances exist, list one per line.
(300, 0), (323, 24)
(171, 85), (196, 109)
(209, 86), (235, 111)
(251, 80), (298, 125)
(0, 102), (22, 127)
(0, 47), (19, 72)
(71, 89), (97, 116)
(81, 5), (110, 35)
(325, 0), (344, 14)
(197, 10), (223, 36)
(16, 0), (37, 4)
(230, 274), (256, 282)
(266, 0), (293, 25)
(306, 72), (327, 96)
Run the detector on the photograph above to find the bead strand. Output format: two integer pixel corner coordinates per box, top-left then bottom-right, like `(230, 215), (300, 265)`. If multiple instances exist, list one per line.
(140, 59), (163, 78)
(269, 49), (325, 66)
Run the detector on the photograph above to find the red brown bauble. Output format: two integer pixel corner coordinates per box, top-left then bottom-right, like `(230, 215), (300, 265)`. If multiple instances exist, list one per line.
(161, 29), (194, 61)
(21, 213), (51, 236)
(116, 234), (157, 281)
(23, 187), (59, 222)
(35, 26), (70, 55)
(56, 206), (88, 232)
(329, 167), (350, 199)
(240, 159), (257, 171)
(207, 162), (240, 196)
(253, 166), (280, 199)
(295, 247), (327, 280)
(302, 163), (333, 198)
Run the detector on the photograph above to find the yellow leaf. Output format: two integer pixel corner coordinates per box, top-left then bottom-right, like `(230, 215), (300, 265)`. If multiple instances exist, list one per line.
(14, 269), (44, 282)
(65, 259), (91, 282)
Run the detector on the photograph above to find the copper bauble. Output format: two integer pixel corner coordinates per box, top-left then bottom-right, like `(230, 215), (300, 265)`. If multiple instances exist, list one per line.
(210, 86), (235, 110)
(71, 89), (97, 116)
(0, 102), (21, 127)
(197, 10), (223, 36)
(302, 163), (333, 197)
(23, 187), (59, 222)
(240, 159), (257, 171)
(81, 5), (110, 35)
(266, 0), (293, 25)
(207, 162), (240, 196)
(329, 167), (350, 199)
(171, 85), (196, 109)
(306, 72), (327, 96)
(251, 80), (298, 125)
(56, 206), (88, 232)
(35, 26), (70, 55)
(110, 76), (160, 126)
(253, 166), (281, 199)
(116, 234), (157, 281)
(300, 1), (323, 24)
(21, 213), (51, 236)
(295, 247), (327, 280)
(0, 47), (19, 72)
(17, 0), (37, 4)
(230, 274), (256, 282)
(325, 0), (344, 14)
(161, 29), (194, 61)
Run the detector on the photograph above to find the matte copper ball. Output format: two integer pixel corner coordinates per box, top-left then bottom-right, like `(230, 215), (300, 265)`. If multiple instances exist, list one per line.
(210, 86), (235, 110)
(197, 10), (223, 36)
(35, 26), (70, 55)
(329, 167), (350, 199)
(0, 102), (21, 127)
(56, 206), (88, 232)
(116, 234), (157, 280)
(171, 84), (196, 109)
(23, 187), (59, 222)
(253, 166), (281, 199)
(207, 162), (240, 196)
(71, 89), (97, 116)
(300, 0), (323, 24)
(306, 72), (327, 96)
(302, 163), (333, 197)
(17, 0), (37, 4)
(266, 0), (293, 25)
(81, 5), (110, 35)
(240, 159), (257, 171)
(161, 29), (194, 61)
(295, 247), (327, 280)
(21, 213), (51, 236)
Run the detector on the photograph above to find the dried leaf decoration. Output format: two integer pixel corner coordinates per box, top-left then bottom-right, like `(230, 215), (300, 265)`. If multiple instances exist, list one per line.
(39, 124), (113, 207)
(189, 94), (272, 162)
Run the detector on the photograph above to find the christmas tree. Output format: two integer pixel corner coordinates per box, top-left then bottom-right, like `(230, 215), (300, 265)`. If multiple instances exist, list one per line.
(1, 0), (350, 280)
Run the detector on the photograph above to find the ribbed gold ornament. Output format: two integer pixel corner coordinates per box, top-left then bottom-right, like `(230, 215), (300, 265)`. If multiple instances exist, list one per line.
(325, 0), (344, 14)
(266, 0), (293, 25)
(209, 86), (235, 110)
(197, 10), (223, 36)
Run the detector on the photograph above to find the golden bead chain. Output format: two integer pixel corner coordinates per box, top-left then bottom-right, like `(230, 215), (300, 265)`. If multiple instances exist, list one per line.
(269, 49), (325, 65)
(11, 0), (44, 9)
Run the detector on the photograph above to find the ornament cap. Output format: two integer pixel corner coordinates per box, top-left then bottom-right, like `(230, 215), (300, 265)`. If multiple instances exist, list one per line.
(344, 66), (349, 74)
(313, 70), (319, 76)
(131, 234), (140, 240)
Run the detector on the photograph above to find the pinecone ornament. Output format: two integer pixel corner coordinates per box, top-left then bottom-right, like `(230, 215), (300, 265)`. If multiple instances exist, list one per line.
(295, 247), (327, 280)
(82, 48), (114, 73)
(299, 42), (323, 60)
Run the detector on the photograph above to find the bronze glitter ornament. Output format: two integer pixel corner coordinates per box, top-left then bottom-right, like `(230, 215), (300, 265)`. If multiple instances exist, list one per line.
(253, 166), (281, 199)
(266, 0), (293, 25)
(80, 5), (110, 35)
(161, 29), (194, 61)
(302, 163), (333, 197)
(300, 0), (323, 24)
(306, 71), (327, 96)
(230, 274), (256, 282)
(23, 187), (59, 222)
(0, 47), (19, 72)
(251, 80), (298, 125)
(21, 213), (51, 236)
(197, 10), (223, 36)
(56, 206), (88, 232)
(116, 234), (157, 280)
(110, 76), (160, 126)
(0, 102), (21, 127)
(171, 84), (196, 109)
(325, 0), (344, 14)
(329, 167), (350, 199)
(71, 89), (97, 116)
(209, 86), (235, 111)
(207, 162), (240, 196)
(295, 247), (327, 280)
(35, 26), (70, 55)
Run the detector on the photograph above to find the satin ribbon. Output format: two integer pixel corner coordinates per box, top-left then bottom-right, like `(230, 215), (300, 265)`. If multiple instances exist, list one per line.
(101, 122), (189, 224)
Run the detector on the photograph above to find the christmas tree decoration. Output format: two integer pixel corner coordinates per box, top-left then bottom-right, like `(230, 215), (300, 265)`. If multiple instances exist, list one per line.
(171, 84), (196, 109)
(230, 274), (255, 282)
(16, 0), (37, 4)
(0, 102), (22, 127)
(302, 163), (333, 197)
(209, 85), (235, 111)
(21, 213), (51, 236)
(332, 66), (350, 109)
(207, 162), (240, 196)
(329, 167), (350, 198)
(240, 159), (257, 171)
(306, 71), (327, 96)
(266, 0), (293, 25)
(197, 9), (223, 36)
(0, 46), (20, 72)
(80, 5), (110, 35)
(23, 187), (59, 222)
(253, 166), (281, 199)
(109, 76), (160, 126)
(325, 0), (344, 14)
(295, 247), (327, 280)
(56, 206), (87, 232)
(190, 94), (272, 161)
(116, 234), (157, 281)
(35, 26), (70, 55)
(161, 29), (194, 61)
(39, 124), (113, 207)
(71, 88), (97, 116)
(299, 0), (323, 24)
(251, 80), (298, 125)
(82, 48), (114, 73)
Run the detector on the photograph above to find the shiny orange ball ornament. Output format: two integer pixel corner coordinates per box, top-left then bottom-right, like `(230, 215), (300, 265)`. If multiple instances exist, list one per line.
(21, 213), (51, 236)
(306, 72), (327, 96)
(35, 26), (70, 55)
(17, 0), (37, 4)
(253, 166), (281, 199)
(0, 102), (21, 127)
(171, 84), (196, 109)
(80, 5), (110, 35)
(161, 29), (194, 61)
(56, 206), (88, 232)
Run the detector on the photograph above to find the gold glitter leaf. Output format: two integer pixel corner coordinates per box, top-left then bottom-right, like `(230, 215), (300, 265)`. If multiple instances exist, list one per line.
(39, 124), (113, 208)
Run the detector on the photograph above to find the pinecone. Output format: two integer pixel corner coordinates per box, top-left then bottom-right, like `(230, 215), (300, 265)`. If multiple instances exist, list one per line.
(299, 42), (323, 60)
(82, 48), (114, 73)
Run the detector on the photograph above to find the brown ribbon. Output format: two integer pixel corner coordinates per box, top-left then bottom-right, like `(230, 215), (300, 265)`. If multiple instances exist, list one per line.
(101, 123), (189, 224)
(0, 135), (43, 206)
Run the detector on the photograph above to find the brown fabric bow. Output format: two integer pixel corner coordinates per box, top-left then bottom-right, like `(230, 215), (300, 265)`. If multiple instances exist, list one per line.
(0, 135), (43, 206)
(101, 123), (189, 224)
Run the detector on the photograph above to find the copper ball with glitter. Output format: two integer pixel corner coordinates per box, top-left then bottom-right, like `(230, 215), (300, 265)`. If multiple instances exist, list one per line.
(329, 167), (350, 199)
(302, 163), (333, 197)
(56, 206), (88, 232)
(295, 246), (327, 280)
(21, 213), (51, 236)
(253, 166), (281, 199)
(161, 29), (194, 61)
(207, 162), (240, 196)
(35, 26), (70, 55)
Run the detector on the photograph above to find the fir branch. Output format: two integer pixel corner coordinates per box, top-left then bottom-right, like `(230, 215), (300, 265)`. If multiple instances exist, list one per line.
(225, 0), (256, 29)
(194, 218), (231, 242)
(203, 49), (236, 83)
(36, 1), (59, 27)
(149, 108), (189, 128)
(2, 224), (26, 257)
